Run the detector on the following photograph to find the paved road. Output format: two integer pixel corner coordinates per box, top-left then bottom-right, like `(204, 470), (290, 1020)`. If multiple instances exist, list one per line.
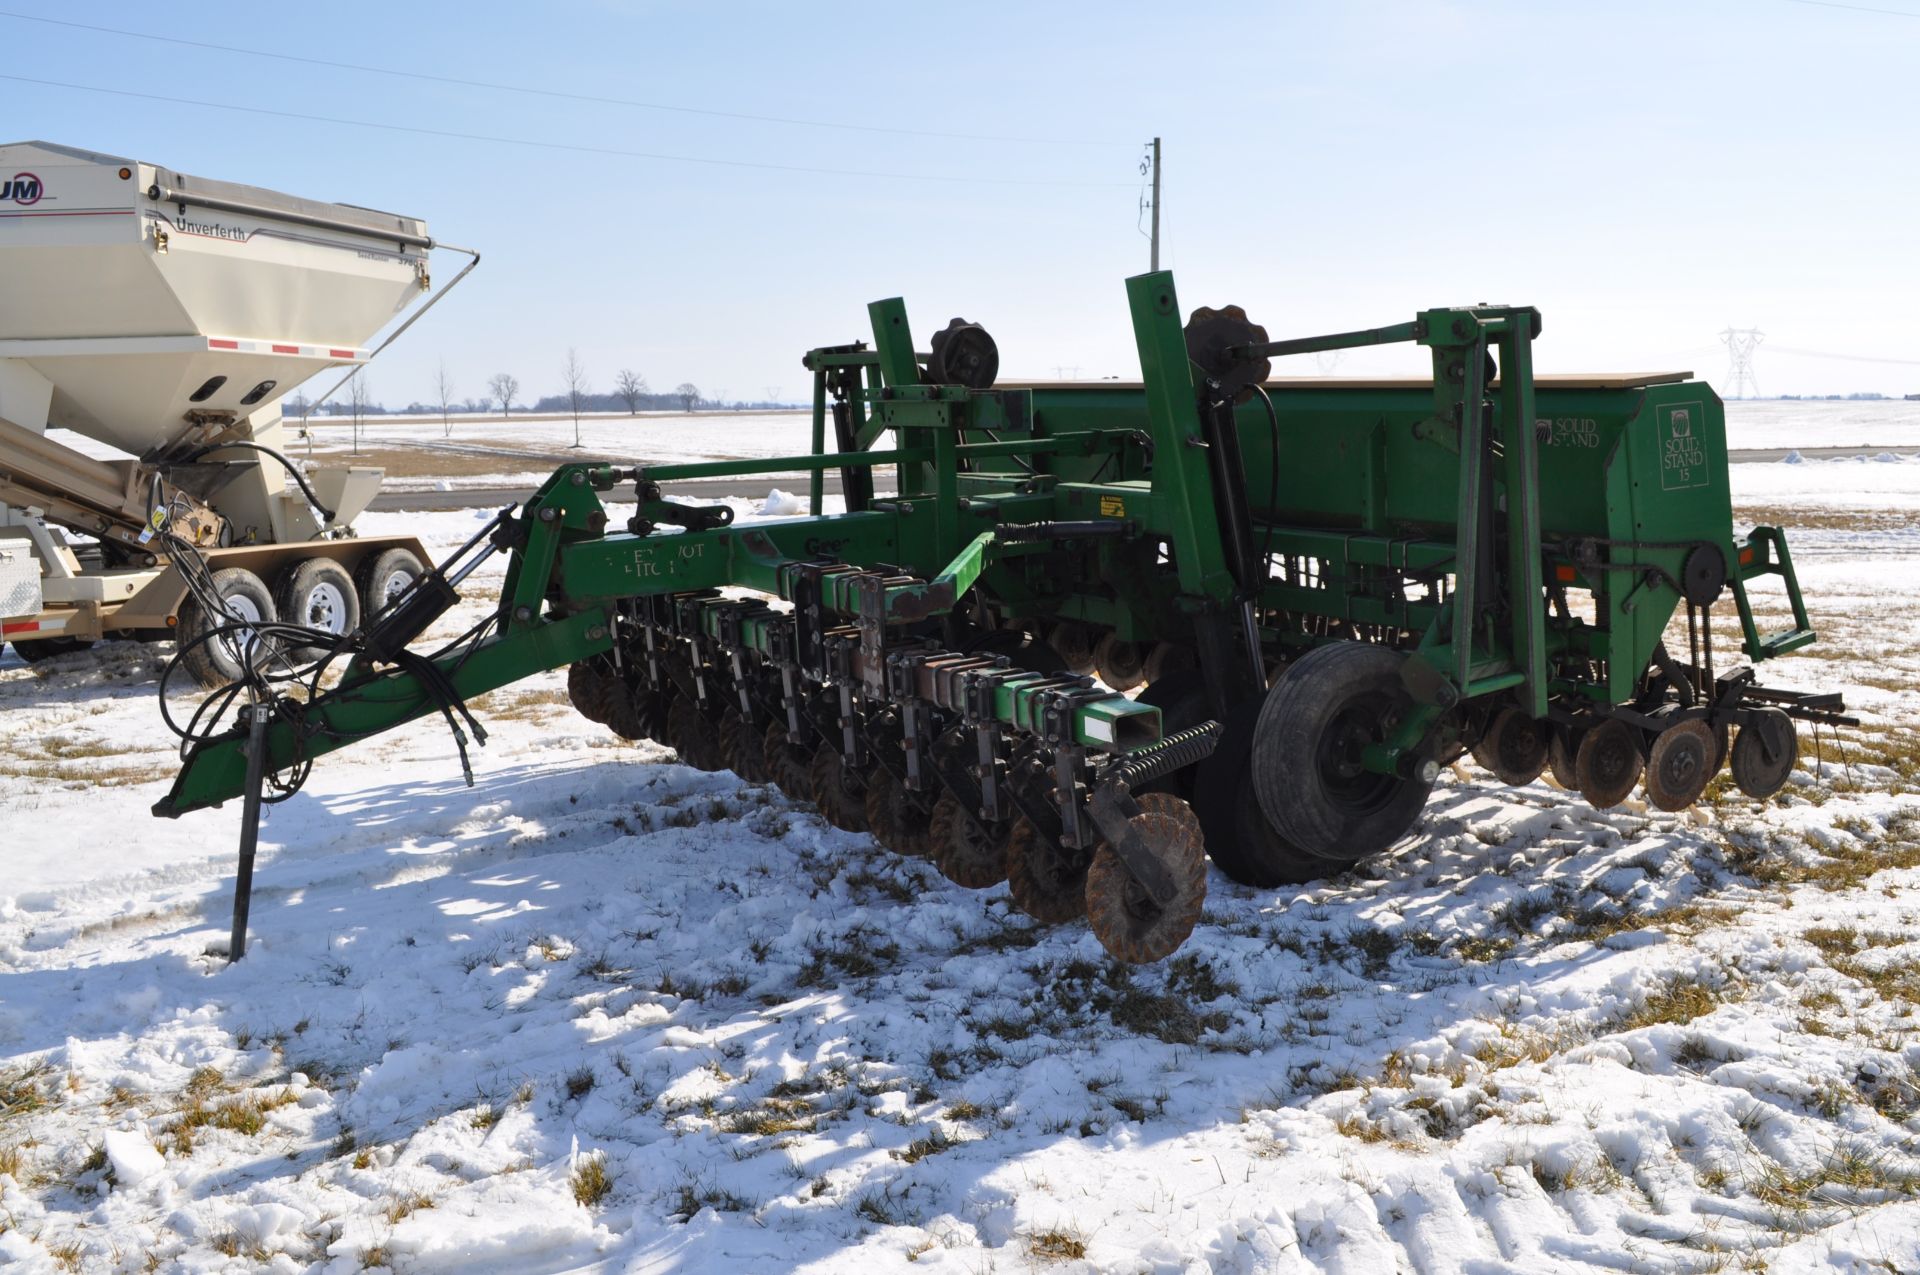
(370, 445), (1911, 513)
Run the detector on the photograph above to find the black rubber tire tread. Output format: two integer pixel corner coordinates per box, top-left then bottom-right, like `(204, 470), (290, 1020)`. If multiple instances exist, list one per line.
(1004, 816), (1089, 924)
(1645, 718), (1716, 812)
(1574, 718), (1644, 808)
(864, 765), (930, 858)
(1472, 708), (1549, 787)
(1048, 621), (1098, 675)
(1084, 792), (1208, 964)
(718, 708), (770, 782)
(9, 636), (94, 664)
(929, 789), (1009, 889)
(763, 721), (814, 801)
(1092, 631), (1147, 691)
(1143, 642), (1196, 686)
(1191, 702), (1348, 887)
(1251, 641), (1434, 862)
(607, 683), (655, 742)
(1133, 670), (1207, 800)
(1729, 708), (1799, 799)
(176, 567), (277, 690)
(353, 547), (427, 623)
(567, 661), (614, 725)
(274, 557), (360, 663)
(808, 742), (869, 832)
(666, 696), (724, 771)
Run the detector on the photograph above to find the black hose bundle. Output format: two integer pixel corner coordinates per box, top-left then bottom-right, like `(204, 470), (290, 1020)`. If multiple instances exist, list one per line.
(149, 476), (499, 804)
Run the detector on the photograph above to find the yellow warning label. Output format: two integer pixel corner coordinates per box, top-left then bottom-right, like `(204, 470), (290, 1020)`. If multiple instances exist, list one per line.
(1099, 495), (1126, 517)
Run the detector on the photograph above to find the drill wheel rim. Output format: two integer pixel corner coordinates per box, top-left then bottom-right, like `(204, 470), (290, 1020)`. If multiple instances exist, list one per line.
(1645, 718), (1716, 812)
(929, 789), (1010, 889)
(1574, 718), (1644, 808)
(1084, 792), (1207, 964)
(1004, 816), (1090, 924)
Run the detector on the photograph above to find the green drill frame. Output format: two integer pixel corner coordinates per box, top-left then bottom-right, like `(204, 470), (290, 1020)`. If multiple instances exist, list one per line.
(158, 270), (1835, 825)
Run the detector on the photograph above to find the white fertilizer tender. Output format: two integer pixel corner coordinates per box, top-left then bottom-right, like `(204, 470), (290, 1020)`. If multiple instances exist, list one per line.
(0, 141), (477, 685)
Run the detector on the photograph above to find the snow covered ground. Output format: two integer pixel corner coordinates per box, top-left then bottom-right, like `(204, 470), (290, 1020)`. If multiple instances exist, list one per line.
(3, 460), (1920, 1273)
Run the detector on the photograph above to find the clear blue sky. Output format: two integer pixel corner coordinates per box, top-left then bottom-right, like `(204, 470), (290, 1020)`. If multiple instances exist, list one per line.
(3, 0), (1916, 405)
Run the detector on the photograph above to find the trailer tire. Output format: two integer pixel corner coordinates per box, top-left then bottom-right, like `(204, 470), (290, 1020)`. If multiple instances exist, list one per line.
(9, 636), (95, 664)
(275, 558), (360, 663)
(1252, 642), (1434, 861)
(355, 547), (426, 622)
(176, 568), (277, 689)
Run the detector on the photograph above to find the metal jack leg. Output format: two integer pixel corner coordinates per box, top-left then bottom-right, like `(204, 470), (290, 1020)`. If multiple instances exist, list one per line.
(227, 699), (272, 963)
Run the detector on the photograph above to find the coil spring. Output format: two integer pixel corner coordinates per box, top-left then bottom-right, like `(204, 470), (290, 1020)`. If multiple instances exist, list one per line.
(1111, 720), (1222, 790)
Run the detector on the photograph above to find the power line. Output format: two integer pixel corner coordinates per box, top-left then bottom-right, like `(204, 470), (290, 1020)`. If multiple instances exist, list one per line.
(0, 8), (1125, 148)
(1785, 0), (1920, 18)
(1767, 345), (1920, 366)
(0, 73), (1135, 189)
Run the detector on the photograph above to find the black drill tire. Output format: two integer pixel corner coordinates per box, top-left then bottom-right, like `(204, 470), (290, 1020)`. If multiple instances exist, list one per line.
(1251, 641), (1433, 862)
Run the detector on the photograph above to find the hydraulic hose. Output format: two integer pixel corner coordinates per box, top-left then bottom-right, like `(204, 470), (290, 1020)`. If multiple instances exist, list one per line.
(175, 439), (337, 524)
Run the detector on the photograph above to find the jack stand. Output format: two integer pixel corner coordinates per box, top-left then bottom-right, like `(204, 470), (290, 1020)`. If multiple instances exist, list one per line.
(227, 699), (272, 963)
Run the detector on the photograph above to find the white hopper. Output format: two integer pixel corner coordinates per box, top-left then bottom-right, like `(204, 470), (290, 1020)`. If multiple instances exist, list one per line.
(0, 140), (431, 457)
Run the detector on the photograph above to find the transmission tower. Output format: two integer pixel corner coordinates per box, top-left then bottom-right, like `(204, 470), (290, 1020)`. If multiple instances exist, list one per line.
(1720, 327), (1764, 399)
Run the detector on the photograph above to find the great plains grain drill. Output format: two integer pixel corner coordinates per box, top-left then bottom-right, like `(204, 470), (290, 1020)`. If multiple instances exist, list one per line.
(157, 272), (1849, 963)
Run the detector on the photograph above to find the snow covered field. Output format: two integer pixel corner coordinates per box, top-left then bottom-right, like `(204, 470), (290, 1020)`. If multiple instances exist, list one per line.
(4, 460), (1920, 1273)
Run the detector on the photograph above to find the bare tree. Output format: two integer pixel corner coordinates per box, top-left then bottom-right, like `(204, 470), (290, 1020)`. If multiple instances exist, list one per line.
(675, 382), (701, 413)
(433, 360), (456, 439)
(614, 368), (647, 415)
(347, 370), (371, 455)
(562, 348), (590, 449)
(488, 372), (520, 417)
(469, 392), (492, 416)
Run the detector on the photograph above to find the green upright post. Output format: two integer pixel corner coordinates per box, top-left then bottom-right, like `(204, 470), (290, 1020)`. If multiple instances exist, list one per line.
(1497, 321), (1548, 718)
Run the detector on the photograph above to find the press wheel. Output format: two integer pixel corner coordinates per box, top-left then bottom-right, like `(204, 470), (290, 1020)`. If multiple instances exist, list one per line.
(1048, 621), (1098, 676)
(808, 742), (869, 832)
(865, 765), (931, 858)
(1644, 719), (1716, 812)
(1472, 707), (1549, 787)
(1548, 723), (1584, 791)
(929, 789), (1009, 889)
(1004, 816), (1089, 924)
(1574, 718), (1643, 808)
(1093, 632), (1148, 691)
(1730, 708), (1798, 799)
(1084, 792), (1208, 964)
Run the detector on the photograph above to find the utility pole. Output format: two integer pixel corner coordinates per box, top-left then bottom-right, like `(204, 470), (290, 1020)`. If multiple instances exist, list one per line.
(1147, 137), (1161, 271)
